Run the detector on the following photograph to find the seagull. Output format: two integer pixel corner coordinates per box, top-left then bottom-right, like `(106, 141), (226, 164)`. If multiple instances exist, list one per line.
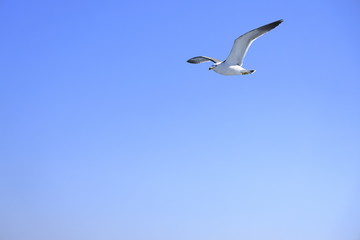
(187, 19), (283, 76)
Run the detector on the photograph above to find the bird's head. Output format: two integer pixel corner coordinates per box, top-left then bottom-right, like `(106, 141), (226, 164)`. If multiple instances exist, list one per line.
(209, 63), (219, 70)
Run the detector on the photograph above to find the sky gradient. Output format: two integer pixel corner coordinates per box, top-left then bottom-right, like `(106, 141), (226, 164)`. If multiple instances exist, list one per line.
(1, 0), (360, 240)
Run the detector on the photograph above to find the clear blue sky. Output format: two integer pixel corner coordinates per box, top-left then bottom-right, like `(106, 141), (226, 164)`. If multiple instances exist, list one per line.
(1, 0), (359, 239)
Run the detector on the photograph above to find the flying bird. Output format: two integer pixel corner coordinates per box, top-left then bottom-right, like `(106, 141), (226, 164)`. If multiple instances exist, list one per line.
(187, 19), (283, 76)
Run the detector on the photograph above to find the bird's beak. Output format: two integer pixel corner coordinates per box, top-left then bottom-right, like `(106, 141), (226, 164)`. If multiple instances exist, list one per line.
(209, 66), (214, 70)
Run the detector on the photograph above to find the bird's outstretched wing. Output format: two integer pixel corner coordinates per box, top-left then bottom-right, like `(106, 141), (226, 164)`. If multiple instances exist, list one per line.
(225, 19), (283, 66)
(187, 56), (221, 64)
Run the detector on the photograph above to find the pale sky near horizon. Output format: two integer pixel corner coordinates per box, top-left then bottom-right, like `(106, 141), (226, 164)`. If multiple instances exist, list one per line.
(1, 0), (359, 240)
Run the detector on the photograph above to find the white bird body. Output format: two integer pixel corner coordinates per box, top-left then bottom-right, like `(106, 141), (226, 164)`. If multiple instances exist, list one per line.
(187, 19), (283, 76)
(212, 62), (255, 76)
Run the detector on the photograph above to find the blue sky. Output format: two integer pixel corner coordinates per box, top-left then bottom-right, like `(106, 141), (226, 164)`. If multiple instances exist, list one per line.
(1, 0), (359, 239)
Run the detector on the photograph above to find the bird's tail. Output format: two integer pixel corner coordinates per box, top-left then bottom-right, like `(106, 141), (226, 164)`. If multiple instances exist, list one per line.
(242, 70), (256, 75)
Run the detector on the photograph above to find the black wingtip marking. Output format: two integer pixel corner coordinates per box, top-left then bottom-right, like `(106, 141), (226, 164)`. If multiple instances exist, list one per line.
(258, 19), (284, 32)
(187, 58), (199, 64)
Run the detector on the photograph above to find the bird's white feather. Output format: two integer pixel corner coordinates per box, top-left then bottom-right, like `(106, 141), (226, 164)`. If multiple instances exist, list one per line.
(225, 20), (283, 66)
